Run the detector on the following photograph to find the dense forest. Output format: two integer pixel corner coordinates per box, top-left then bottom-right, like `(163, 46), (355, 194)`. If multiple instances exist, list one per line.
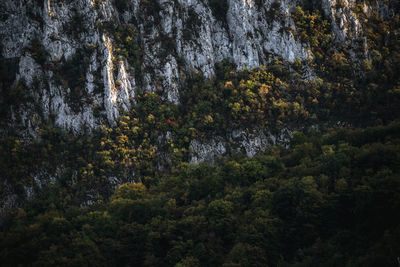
(1, 1), (400, 266)
(1, 122), (400, 266)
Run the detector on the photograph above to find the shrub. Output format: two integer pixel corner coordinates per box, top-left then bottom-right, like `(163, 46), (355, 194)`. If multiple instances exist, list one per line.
(209, 0), (229, 24)
(28, 38), (49, 66)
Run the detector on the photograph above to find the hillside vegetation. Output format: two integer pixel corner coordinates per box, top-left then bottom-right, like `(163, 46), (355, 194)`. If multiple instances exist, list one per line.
(1, 1), (400, 266)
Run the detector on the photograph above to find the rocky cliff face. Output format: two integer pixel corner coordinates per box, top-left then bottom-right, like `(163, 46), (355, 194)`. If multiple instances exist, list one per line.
(0, 0), (368, 151)
(1, 0), (374, 183)
(0, 0), (327, 133)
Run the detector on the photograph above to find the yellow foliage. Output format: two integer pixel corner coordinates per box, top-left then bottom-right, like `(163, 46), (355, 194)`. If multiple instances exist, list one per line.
(224, 81), (234, 89)
(205, 115), (214, 123)
(232, 102), (241, 113)
(258, 84), (270, 97)
(113, 182), (147, 200)
(147, 114), (155, 122)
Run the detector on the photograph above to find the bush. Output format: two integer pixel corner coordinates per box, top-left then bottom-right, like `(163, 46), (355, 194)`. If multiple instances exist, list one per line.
(28, 38), (49, 66)
(209, 0), (229, 24)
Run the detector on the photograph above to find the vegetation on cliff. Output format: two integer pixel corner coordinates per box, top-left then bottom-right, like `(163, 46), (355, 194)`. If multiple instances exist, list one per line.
(1, 2), (400, 266)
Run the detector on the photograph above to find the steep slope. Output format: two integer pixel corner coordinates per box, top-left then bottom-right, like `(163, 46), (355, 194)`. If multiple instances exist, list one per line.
(0, 0), (357, 133)
(1, 0), (400, 215)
